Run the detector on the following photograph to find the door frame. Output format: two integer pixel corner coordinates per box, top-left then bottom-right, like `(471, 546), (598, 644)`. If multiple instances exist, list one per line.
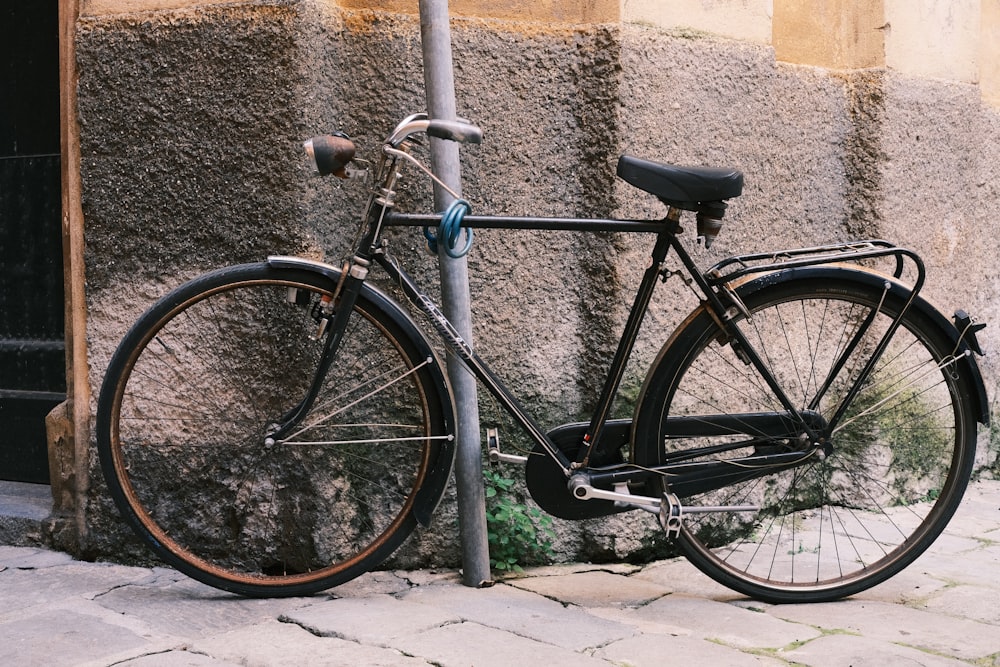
(47, 0), (89, 546)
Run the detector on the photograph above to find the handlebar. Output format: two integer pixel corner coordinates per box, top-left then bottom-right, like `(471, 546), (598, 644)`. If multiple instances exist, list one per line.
(427, 119), (483, 144)
(386, 113), (483, 147)
(304, 113), (482, 179)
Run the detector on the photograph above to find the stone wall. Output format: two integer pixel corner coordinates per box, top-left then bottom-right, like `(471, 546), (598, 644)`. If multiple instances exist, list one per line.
(72, 0), (1000, 567)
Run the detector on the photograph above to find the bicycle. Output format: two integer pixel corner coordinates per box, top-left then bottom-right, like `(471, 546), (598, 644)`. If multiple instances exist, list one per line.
(96, 113), (990, 603)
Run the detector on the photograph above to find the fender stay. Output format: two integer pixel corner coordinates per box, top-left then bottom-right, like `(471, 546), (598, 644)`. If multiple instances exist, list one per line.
(734, 266), (989, 426)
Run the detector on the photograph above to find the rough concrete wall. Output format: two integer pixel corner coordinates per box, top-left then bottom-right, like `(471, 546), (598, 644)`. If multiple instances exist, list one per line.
(79, 4), (311, 293)
(76, 1), (1000, 568)
(77, 0), (318, 557)
(876, 74), (1000, 454)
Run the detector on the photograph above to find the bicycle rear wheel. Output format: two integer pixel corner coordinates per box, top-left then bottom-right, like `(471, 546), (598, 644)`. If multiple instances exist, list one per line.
(633, 269), (979, 603)
(96, 262), (454, 597)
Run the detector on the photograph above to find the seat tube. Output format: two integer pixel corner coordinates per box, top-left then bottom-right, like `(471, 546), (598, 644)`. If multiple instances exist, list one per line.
(578, 211), (681, 465)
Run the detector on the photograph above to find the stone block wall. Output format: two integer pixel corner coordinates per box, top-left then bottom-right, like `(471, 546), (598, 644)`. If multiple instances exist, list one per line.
(70, 0), (999, 567)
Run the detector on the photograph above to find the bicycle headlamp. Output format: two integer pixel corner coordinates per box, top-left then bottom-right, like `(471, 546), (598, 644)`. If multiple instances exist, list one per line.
(304, 133), (356, 178)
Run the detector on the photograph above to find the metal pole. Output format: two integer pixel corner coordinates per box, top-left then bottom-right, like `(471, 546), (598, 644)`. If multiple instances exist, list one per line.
(417, 0), (491, 587)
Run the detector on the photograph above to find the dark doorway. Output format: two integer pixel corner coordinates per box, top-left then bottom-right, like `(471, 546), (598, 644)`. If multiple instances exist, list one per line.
(0, 1), (64, 483)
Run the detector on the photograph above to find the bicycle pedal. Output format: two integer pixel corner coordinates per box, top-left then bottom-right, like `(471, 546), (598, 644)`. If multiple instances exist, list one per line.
(659, 492), (683, 539)
(486, 427), (527, 464)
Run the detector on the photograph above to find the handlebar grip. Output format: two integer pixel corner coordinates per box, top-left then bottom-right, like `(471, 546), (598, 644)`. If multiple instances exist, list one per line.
(426, 119), (483, 145)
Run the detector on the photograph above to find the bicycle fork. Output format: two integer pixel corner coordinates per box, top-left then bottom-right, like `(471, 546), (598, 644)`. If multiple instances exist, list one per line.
(262, 260), (371, 445)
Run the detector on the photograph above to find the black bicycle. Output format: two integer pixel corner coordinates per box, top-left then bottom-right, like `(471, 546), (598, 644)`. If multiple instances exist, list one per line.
(96, 113), (989, 603)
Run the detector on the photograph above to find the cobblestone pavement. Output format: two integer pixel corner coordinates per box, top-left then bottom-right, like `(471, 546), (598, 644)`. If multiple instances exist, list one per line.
(2, 480), (1000, 666)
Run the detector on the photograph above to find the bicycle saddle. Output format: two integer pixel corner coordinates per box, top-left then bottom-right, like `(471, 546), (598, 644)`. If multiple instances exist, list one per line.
(617, 155), (743, 211)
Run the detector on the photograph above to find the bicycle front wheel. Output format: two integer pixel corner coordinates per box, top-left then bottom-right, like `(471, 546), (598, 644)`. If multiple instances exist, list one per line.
(96, 263), (454, 597)
(633, 269), (979, 603)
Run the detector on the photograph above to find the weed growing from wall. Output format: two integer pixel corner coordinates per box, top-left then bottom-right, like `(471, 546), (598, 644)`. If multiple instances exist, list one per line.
(483, 467), (556, 572)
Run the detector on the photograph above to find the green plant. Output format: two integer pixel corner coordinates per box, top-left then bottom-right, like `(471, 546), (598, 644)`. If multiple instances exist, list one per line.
(989, 387), (1000, 476)
(483, 468), (556, 572)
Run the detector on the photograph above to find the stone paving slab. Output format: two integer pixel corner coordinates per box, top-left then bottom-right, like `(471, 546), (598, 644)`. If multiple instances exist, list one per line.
(283, 594), (462, 644)
(401, 580), (635, 651)
(191, 618), (429, 667)
(113, 651), (239, 666)
(628, 594), (823, 650)
(947, 482), (1000, 537)
(325, 569), (420, 597)
(848, 557), (952, 604)
(583, 604), (696, 638)
(919, 583), (1000, 624)
(0, 544), (74, 568)
(92, 572), (314, 639)
(594, 633), (785, 667)
(886, 545), (1000, 590)
(781, 633), (969, 667)
(627, 557), (744, 601)
(506, 569), (672, 608)
(386, 620), (612, 667)
(0, 608), (151, 667)
(769, 599), (1000, 662)
(2, 479), (1000, 666)
(0, 560), (152, 620)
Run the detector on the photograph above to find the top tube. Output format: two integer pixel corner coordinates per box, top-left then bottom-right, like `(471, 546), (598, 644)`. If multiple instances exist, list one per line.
(383, 211), (667, 233)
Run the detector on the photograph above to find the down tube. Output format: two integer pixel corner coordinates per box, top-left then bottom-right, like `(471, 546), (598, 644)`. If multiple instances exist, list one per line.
(373, 252), (574, 474)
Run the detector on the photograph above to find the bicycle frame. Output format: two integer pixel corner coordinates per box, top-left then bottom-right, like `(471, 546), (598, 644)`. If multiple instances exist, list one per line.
(378, 211), (678, 476)
(380, 209), (926, 464)
(300, 120), (939, 513)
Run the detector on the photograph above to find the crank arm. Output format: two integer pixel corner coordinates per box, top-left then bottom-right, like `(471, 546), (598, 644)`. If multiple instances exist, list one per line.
(568, 476), (661, 512)
(486, 427), (528, 464)
(567, 474), (760, 516)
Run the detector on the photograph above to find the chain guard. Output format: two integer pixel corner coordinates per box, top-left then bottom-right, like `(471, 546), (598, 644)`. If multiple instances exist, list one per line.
(524, 420), (633, 520)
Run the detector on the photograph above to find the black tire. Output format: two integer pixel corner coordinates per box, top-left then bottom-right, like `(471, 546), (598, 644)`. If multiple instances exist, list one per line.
(633, 269), (978, 603)
(96, 263), (454, 597)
